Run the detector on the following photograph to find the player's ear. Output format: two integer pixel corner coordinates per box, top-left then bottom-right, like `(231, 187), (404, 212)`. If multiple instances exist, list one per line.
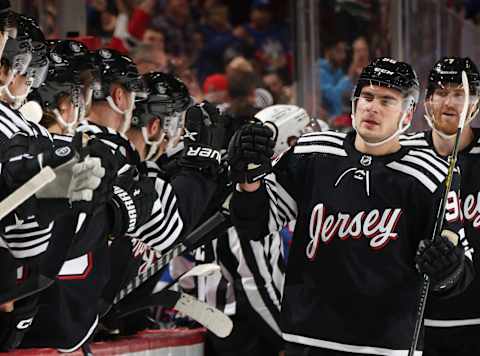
(147, 117), (162, 140)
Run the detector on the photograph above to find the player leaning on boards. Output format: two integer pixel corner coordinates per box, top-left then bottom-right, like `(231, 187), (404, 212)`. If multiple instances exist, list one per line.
(227, 57), (474, 356)
(400, 57), (480, 356)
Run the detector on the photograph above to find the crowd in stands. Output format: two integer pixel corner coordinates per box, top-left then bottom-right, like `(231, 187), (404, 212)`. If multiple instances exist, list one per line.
(84, 0), (294, 111)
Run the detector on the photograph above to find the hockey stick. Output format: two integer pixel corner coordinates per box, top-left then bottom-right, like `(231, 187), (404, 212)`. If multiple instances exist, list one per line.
(113, 210), (229, 304)
(178, 263), (220, 283)
(109, 263), (221, 316)
(0, 167), (57, 304)
(408, 71), (470, 356)
(108, 289), (233, 338)
(0, 166), (56, 221)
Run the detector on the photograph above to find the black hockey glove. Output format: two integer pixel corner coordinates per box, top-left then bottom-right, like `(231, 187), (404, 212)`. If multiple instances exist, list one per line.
(177, 101), (225, 177)
(227, 122), (275, 183)
(69, 136), (120, 214)
(109, 166), (159, 237)
(0, 296), (38, 352)
(415, 230), (465, 292)
(1, 143), (76, 192)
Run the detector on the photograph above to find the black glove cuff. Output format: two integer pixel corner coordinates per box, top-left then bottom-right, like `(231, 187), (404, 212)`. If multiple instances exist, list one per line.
(432, 255), (465, 292)
(111, 185), (138, 234)
(229, 161), (272, 184)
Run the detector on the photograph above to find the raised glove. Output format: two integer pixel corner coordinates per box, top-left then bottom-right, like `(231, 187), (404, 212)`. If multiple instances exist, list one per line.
(109, 166), (159, 236)
(177, 101), (225, 176)
(415, 230), (465, 292)
(227, 122), (275, 183)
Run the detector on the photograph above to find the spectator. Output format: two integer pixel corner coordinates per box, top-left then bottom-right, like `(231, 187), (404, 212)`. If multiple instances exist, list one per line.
(131, 44), (169, 74)
(195, 5), (245, 82)
(348, 36), (370, 81)
(225, 70), (258, 140)
(226, 56), (255, 77)
(151, 0), (197, 58)
(234, 0), (290, 77)
(142, 26), (166, 49)
(263, 71), (292, 104)
(203, 73), (229, 105)
(316, 36), (354, 118)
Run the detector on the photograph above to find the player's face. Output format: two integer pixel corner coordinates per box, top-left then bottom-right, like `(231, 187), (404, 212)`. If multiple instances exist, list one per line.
(57, 95), (77, 123)
(8, 72), (29, 96)
(355, 85), (405, 143)
(427, 83), (467, 135)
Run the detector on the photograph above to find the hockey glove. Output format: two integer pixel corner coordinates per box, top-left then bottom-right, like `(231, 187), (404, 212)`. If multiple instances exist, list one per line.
(109, 166), (159, 237)
(415, 230), (465, 292)
(227, 122), (275, 183)
(177, 101), (225, 177)
(69, 137), (120, 214)
(1, 144), (76, 193)
(0, 296), (38, 352)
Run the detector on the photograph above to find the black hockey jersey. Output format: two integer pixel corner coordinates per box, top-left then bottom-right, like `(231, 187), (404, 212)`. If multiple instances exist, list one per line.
(231, 131), (473, 355)
(401, 129), (480, 327)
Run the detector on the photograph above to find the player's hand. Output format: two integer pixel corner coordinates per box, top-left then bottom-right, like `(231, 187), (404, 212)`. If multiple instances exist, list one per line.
(415, 230), (465, 292)
(227, 122), (275, 183)
(109, 166), (159, 236)
(178, 101), (225, 177)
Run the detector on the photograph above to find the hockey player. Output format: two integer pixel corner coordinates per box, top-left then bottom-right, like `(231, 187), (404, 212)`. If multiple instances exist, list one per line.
(126, 71), (192, 162)
(400, 57), (480, 356)
(228, 57), (474, 355)
(34, 39), (96, 134)
(0, 37), (145, 356)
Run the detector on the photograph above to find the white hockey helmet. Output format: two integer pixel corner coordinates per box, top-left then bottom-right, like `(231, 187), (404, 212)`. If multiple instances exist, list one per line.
(254, 104), (310, 153)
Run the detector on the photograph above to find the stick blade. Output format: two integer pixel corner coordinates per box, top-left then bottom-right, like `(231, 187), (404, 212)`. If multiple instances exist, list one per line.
(174, 292), (233, 338)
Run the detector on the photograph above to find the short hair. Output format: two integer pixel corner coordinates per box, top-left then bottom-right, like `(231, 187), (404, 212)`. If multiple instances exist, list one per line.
(228, 71), (257, 99)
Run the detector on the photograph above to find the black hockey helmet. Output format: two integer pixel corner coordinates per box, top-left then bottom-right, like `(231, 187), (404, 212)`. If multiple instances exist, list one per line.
(0, 1), (16, 37)
(2, 13), (33, 75)
(90, 48), (145, 100)
(15, 15), (49, 89)
(34, 41), (91, 111)
(426, 57), (480, 98)
(352, 57), (420, 105)
(131, 71), (192, 128)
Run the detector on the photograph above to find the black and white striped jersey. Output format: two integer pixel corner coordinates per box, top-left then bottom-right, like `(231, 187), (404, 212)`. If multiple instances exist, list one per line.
(185, 225), (285, 349)
(0, 102), (55, 260)
(231, 130), (473, 355)
(401, 129), (480, 328)
(76, 122), (182, 250)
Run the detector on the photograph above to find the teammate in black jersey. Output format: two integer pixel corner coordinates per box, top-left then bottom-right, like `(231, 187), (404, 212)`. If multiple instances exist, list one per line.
(400, 57), (480, 356)
(228, 57), (474, 356)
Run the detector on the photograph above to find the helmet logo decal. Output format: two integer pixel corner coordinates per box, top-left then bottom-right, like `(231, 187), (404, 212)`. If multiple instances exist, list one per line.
(50, 53), (62, 63)
(156, 83), (167, 94)
(70, 42), (81, 53)
(99, 49), (112, 59)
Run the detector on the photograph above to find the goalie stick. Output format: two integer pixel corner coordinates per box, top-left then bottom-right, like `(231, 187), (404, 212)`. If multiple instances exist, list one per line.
(408, 71), (470, 356)
(112, 210), (230, 305)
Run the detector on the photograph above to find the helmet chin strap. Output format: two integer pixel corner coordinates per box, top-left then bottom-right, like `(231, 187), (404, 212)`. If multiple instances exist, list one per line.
(106, 91), (136, 134)
(1, 72), (32, 109)
(53, 108), (78, 135)
(351, 97), (413, 147)
(141, 126), (165, 161)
